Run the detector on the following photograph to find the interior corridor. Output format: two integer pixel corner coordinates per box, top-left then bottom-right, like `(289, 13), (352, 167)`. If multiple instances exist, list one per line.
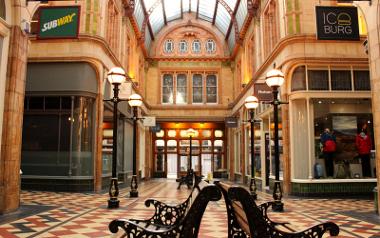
(0, 179), (378, 238)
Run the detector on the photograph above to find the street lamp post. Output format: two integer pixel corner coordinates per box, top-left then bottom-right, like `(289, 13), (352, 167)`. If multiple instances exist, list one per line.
(128, 93), (143, 198)
(186, 128), (196, 185)
(105, 67), (127, 209)
(266, 68), (285, 212)
(244, 95), (259, 200)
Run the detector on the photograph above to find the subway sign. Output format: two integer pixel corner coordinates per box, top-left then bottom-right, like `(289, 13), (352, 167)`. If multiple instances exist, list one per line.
(316, 6), (359, 41)
(38, 6), (80, 39)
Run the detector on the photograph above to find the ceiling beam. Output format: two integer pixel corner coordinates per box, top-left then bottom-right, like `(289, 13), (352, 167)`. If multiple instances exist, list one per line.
(212, 1), (218, 25)
(225, 0), (240, 41)
(162, 0), (167, 25)
(180, 0), (183, 19)
(196, 0), (200, 19)
(140, 0), (155, 42)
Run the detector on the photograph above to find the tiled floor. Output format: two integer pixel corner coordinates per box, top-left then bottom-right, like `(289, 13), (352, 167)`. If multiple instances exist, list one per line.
(0, 179), (379, 238)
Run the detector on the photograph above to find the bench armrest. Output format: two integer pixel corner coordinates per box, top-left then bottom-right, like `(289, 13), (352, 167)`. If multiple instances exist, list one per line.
(277, 222), (340, 238)
(142, 198), (190, 226)
(258, 201), (290, 227)
(109, 218), (176, 236)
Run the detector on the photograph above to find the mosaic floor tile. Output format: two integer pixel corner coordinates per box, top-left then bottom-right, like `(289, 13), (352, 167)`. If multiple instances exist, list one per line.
(0, 179), (378, 238)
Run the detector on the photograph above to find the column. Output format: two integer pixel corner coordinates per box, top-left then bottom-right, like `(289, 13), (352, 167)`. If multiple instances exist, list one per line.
(0, 26), (28, 213)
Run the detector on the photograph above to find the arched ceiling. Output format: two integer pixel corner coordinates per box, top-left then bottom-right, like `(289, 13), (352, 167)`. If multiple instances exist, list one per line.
(132, 0), (252, 54)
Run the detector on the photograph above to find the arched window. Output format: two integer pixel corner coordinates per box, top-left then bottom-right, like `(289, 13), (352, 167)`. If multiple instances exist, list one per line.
(164, 39), (174, 53)
(291, 66), (306, 91)
(179, 40), (188, 53)
(192, 39), (201, 53)
(205, 39), (216, 53)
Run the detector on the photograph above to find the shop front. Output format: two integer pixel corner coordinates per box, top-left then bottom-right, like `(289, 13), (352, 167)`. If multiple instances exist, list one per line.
(289, 64), (376, 196)
(152, 122), (226, 179)
(21, 62), (99, 191)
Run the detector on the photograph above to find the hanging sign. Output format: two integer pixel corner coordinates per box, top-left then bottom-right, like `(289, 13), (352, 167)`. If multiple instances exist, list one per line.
(38, 6), (80, 39)
(143, 117), (156, 127)
(315, 6), (359, 41)
(225, 117), (238, 128)
(254, 83), (273, 102)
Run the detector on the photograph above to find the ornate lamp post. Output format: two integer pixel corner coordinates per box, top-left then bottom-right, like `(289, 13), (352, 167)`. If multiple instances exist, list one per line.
(128, 93), (143, 197)
(105, 67), (126, 209)
(244, 95), (259, 200)
(265, 68), (285, 212)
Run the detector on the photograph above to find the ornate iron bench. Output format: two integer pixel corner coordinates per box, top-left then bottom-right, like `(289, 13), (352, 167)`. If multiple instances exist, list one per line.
(176, 169), (204, 189)
(109, 180), (221, 238)
(216, 181), (340, 238)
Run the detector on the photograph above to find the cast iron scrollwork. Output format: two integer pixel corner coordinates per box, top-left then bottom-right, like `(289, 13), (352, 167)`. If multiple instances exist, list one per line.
(109, 182), (221, 238)
(227, 186), (340, 238)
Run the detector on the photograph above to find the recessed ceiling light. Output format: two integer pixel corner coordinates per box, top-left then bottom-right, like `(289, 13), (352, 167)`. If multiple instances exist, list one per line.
(318, 101), (322, 104)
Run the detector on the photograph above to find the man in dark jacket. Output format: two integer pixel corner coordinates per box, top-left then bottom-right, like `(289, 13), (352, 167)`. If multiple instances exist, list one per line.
(356, 124), (372, 177)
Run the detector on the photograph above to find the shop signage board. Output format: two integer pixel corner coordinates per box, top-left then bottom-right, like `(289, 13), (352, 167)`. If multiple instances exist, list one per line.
(143, 117), (156, 127)
(225, 117), (238, 128)
(38, 6), (80, 39)
(315, 6), (359, 41)
(254, 83), (273, 102)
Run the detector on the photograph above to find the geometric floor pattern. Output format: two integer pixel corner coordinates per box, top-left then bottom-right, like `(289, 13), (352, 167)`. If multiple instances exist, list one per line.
(0, 179), (379, 238)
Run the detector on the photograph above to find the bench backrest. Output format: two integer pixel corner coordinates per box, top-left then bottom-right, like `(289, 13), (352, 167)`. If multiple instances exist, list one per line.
(215, 181), (251, 238)
(227, 186), (340, 238)
(179, 182), (221, 238)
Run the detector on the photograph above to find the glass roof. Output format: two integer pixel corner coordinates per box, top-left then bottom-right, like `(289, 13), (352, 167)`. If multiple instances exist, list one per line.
(134, 0), (248, 53)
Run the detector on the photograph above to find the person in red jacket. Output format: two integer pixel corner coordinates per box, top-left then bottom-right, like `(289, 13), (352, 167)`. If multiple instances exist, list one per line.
(356, 124), (372, 177)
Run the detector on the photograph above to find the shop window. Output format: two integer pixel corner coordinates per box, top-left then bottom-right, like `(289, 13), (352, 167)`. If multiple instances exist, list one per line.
(202, 130), (211, 138)
(180, 130), (188, 137)
(179, 40), (188, 53)
(331, 70), (352, 91)
(22, 96), (94, 176)
(235, 133), (241, 173)
(155, 139), (165, 172)
(313, 99), (375, 179)
(308, 70), (329, 90)
(106, 0), (120, 54)
(28, 97), (44, 110)
(192, 39), (201, 53)
(176, 74), (187, 103)
(0, 0), (5, 19)
(291, 66), (306, 91)
(167, 140), (177, 152)
(192, 74), (203, 103)
(263, 0), (280, 58)
(179, 140), (189, 154)
(206, 39), (216, 53)
(206, 75), (217, 103)
(214, 140), (224, 171)
(202, 140), (212, 153)
(215, 130), (223, 138)
(61, 97), (72, 109)
(285, 0), (301, 35)
(167, 130), (176, 137)
(162, 74), (174, 103)
(164, 39), (174, 53)
(156, 130), (164, 137)
(44, 97), (61, 110)
(354, 70), (370, 91)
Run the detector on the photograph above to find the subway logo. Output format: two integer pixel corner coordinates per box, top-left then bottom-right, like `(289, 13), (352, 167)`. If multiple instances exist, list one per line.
(38, 6), (80, 39)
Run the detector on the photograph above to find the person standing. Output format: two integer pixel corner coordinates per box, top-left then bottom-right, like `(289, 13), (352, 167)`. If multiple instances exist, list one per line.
(320, 128), (336, 177)
(356, 124), (372, 177)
